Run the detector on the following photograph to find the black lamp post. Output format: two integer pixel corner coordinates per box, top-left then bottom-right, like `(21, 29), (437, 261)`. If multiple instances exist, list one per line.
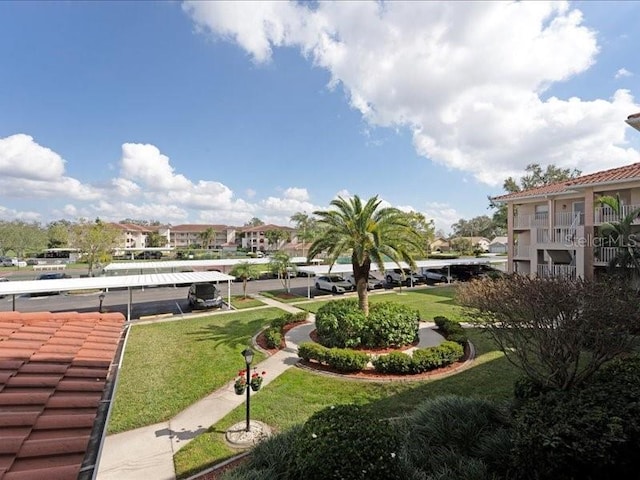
(242, 347), (254, 432)
(98, 292), (106, 313)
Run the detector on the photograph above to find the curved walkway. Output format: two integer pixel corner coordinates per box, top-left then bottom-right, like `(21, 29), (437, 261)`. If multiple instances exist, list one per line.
(96, 295), (445, 480)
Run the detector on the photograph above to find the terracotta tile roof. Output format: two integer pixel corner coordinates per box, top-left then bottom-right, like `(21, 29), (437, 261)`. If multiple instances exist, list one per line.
(0, 311), (125, 480)
(108, 223), (154, 233)
(493, 162), (640, 202)
(241, 224), (294, 233)
(170, 224), (234, 232)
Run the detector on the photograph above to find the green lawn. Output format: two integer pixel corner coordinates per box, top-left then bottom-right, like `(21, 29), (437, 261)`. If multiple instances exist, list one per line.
(229, 295), (266, 309)
(107, 308), (284, 434)
(260, 289), (308, 303)
(295, 285), (465, 322)
(174, 329), (519, 478)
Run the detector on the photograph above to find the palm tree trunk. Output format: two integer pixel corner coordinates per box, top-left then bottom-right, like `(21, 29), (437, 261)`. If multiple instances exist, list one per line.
(352, 259), (370, 316)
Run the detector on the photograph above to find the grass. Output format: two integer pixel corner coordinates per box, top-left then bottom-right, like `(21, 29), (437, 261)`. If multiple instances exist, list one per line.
(173, 328), (519, 478)
(295, 285), (465, 322)
(260, 289), (307, 303)
(107, 308), (284, 434)
(229, 295), (265, 309)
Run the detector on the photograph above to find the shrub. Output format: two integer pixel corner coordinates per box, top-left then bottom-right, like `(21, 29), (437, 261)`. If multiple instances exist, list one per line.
(222, 425), (304, 480)
(436, 340), (465, 363)
(433, 315), (449, 328)
(297, 342), (328, 363)
(264, 328), (282, 349)
(325, 348), (370, 373)
(364, 302), (420, 348)
(401, 396), (513, 480)
(295, 404), (404, 480)
(435, 317), (467, 345)
(270, 311), (308, 329)
(315, 299), (366, 348)
(373, 351), (413, 374)
(511, 356), (640, 479)
(409, 341), (464, 374)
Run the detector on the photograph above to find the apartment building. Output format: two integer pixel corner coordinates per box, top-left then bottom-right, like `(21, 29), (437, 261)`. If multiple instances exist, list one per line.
(241, 224), (296, 253)
(493, 162), (640, 280)
(109, 223), (155, 249)
(167, 224), (238, 250)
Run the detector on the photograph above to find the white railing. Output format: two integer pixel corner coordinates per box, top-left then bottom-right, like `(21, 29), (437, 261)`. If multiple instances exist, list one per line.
(551, 227), (576, 244)
(594, 247), (618, 265)
(537, 264), (576, 279)
(554, 212), (582, 226)
(594, 203), (640, 224)
(536, 228), (550, 243)
(513, 213), (549, 229)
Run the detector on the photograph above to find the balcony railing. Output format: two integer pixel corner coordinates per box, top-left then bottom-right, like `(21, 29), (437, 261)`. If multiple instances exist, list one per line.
(536, 228), (549, 243)
(537, 264), (576, 279)
(513, 213), (549, 229)
(594, 204), (640, 224)
(513, 244), (529, 257)
(594, 247), (618, 265)
(554, 212), (583, 227)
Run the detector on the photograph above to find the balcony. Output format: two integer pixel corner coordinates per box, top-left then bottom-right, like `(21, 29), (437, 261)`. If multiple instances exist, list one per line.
(537, 264), (576, 279)
(594, 204), (640, 224)
(513, 213), (549, 229)
(594, 247), (618, 266)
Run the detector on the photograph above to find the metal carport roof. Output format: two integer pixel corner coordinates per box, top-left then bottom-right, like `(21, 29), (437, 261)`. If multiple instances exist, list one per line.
(0, 271), (235, 321)
(103, 257), (310, 272)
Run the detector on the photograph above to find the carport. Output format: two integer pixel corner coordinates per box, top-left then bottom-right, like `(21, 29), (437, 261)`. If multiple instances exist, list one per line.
(296, 258), (507, 298)
(0, 271), (235, 322)
(102, 257), (309, 275)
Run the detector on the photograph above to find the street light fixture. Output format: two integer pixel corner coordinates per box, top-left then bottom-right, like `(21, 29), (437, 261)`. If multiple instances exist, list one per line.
(241, 347), (254, 432)
(98, 292), (106, 313)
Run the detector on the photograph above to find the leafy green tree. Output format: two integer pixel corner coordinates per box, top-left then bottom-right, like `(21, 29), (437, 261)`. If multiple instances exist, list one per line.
(245, 217), (264, 227)
(47, 220), (71, 248)
(308, 195), (423, 316)
(146, 231), (166, 248)
(269, 251), (296, 292)
(229, 262), (262, 299)
(490, 163), (582, 230)
(400, 211), (435, 254)
(451, 215), (500, 238)
(291, 211), (320, 243)
(0, 221), (47, 259)
(70, 219), (120, 275)
(597, 194), (640, 275)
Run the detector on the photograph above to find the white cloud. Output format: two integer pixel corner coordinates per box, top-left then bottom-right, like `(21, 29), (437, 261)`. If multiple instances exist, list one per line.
(615, 68), (632, 79)
(185, 1), (640, 186)
(0, 205), (41, 222)
(422, 201), (463, 235)
(283, 187), (310, 201)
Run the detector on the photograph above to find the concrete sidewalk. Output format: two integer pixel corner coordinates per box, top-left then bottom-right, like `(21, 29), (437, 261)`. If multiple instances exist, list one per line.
(96, 297), (312, 480)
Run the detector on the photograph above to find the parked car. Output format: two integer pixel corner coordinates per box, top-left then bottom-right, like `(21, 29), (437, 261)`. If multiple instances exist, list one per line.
(135, 251), (163, 260)
(187, 282), (224, 309)
(345, 273), (385, 290)
(33, 272), (71, 296)
(384, 268), (425, 286)
(315, 275), (354, 294)
(422, 268), (452, 283)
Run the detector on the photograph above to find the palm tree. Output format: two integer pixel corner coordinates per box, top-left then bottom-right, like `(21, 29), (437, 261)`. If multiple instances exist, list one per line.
(199, 227), (216, 250)
(598, 194), (640, 275)
(308, 195), (424, 315)
(269, 251), (296, 293)
(229, 262), (262, 299)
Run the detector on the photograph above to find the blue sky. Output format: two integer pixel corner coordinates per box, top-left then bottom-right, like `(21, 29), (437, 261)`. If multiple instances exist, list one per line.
(0, 1), (639, 234)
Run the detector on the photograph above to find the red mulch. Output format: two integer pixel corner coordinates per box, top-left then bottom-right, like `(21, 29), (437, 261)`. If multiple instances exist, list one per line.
(255, 321), (310, 354)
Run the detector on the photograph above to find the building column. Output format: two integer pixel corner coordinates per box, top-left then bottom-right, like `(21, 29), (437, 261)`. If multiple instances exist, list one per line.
(507, 203), (514, 273)
(583, 187), (594, 280)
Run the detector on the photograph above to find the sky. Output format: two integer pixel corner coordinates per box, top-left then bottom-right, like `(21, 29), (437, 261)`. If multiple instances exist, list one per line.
(0, 1), (639, 234)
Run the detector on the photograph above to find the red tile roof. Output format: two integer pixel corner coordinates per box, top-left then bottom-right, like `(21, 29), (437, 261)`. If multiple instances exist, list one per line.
(493, 162), (640, 202)
(0, 311), (125, 480)
(241, 224), (294, 233)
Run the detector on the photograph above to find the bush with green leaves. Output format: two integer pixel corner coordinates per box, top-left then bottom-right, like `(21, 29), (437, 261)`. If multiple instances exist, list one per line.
(373, 351), (413, 374)
(410, 341), (464, 374)
(221, 425), (304, 480)
(511, 356), (640, 480)
(315, 299), (419, 349)
(364, 301), (420, 347)
(401, 395), (513, 480)
(296, 404), (405, 480)
(297, 342), (328, 363)
(433, 316), (467, 345)
(264, 328), (282, 349)
(297, 342), (369, 373)
(271, 311), (308, 329)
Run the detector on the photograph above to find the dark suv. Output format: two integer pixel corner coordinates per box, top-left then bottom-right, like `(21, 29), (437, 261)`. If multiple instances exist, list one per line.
(188, 283), (224, 310)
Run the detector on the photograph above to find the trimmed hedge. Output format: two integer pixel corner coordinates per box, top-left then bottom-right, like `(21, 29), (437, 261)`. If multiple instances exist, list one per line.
(297, 342), (369, 373)
(264, 328), (282, 349)
(373, 341), (464, 374)
(433, 316), (467, 345)
(263, 311), (309, 350)
(315, 299), (419, 349)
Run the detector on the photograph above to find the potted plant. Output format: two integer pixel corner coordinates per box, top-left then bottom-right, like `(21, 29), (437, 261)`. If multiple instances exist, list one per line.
(250, 369), (266, 391)
(234, 370), (247, 395)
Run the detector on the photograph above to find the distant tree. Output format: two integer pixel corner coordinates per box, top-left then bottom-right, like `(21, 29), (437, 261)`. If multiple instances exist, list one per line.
(308, 195), (424, 316)
(0, 221), (47, 259)
(449, 237), (473, 255)
(490, 163), (582, 230)
(70, 219), (120, 275)
(451, 215), (500, 238)
(264, 229), (290, 250)
(47, 220), (71, 248)
(229, 262), (262, 299)
(269, 251), (296, 292)
(400, 211), (435, 255)
(118, 219), (161, 226)
(199, 227), (217, 250)
(146, 231), (166, 248)
(245, 217), (264, 227)
(458, 275), (640, 390)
